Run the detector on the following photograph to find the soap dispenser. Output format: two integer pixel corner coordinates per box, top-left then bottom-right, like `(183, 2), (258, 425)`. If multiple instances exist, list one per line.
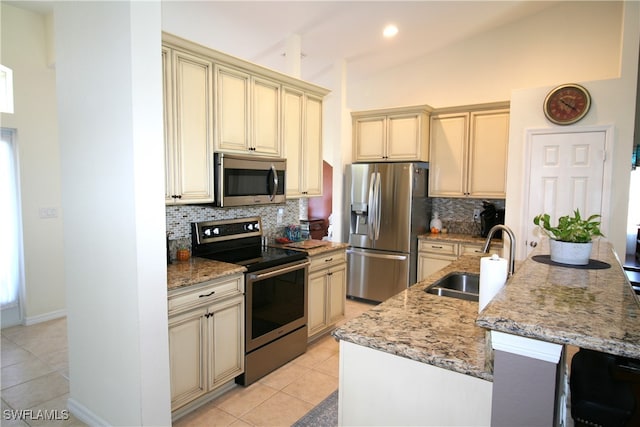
(430, 212), (442, 233)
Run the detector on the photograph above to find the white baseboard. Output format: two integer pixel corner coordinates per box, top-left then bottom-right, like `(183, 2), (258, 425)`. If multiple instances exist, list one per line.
(24, 308), (66, 325)
(67, 397), (109, 427)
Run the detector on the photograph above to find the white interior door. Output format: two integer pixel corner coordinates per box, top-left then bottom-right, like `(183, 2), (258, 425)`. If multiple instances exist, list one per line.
(524, 128), (609, 257)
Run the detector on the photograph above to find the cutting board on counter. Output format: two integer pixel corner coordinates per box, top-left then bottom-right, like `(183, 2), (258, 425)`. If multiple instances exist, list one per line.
(284, 240), (329, 250)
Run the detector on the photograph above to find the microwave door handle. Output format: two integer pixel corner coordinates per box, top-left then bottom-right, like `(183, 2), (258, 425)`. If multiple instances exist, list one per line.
(269, 164), (278, 201)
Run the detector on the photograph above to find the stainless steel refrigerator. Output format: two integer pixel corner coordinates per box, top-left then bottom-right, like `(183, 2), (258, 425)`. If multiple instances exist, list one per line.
(344, 162), (431, 302)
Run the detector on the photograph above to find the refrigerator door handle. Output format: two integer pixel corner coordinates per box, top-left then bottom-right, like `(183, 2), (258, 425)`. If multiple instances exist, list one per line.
(367, 172), (376, 241)
(374, 172), (382, 240)
(346, 249), (408, 261)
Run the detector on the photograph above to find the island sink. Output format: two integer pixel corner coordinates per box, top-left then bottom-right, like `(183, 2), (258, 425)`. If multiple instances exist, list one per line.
(425, 272), (479, 302)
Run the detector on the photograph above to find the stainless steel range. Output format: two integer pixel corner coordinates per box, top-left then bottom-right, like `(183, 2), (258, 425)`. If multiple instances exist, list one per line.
(191, 217), (309, 386)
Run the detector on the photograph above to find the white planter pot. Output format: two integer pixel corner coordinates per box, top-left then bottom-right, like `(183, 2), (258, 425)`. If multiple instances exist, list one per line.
(549, 240), (593, 265)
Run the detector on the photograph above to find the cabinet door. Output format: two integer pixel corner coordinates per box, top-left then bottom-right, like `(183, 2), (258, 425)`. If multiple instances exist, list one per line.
(353, 116), (386, 161)
(308, 270), (328, 336)
(252, 77), (281, 156)
(429, 113), (468, 197)
(172, 50), (214, 204)
(303, 94), (323, 196)
(169, 308), (207, 410)
(283, 87), (304, 197)
(417, 254), (457, 282)
(162, 47), (175, 204)
(467, 110), (510, 198)
(208, 296), (244, 388)
(216, 65), (250, 152)
(327, 264), (346, 324)
(386, 113), (422, 161)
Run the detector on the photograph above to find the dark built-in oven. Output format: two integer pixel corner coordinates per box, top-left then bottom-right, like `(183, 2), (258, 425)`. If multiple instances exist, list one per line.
(240, 258), (309, 385)
(214, 153), (286, 207)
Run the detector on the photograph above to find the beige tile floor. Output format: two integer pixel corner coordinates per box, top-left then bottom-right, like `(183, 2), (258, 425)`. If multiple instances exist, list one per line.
(174, 298), (372, 427)
(0, 298), (372, 427)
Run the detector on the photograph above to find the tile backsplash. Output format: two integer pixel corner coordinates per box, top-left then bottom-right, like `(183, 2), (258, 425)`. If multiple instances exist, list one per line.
(166, 199), (307, 251)
(431, 198), (505, 236)
(165, 197), (504, 258)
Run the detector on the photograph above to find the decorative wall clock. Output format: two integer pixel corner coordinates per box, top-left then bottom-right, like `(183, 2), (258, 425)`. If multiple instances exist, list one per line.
(543, 84), (591, 125)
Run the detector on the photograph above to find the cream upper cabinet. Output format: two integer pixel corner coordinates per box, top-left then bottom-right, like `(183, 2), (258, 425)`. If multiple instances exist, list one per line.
(429, 104), (509, 198)
(215, 65), (281, 157)
(352, 106), (431, 162)
(163, 33), (329, 199)
(283, 87), (323, 198)
(163, 46), (215, 205)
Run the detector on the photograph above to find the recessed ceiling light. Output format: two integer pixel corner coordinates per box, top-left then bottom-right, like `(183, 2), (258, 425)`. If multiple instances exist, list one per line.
(383, 24), (398, 38)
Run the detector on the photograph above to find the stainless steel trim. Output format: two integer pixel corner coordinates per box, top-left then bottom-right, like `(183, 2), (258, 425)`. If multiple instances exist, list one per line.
(270, 163), (278, 201)
(247, 260), (310, 281)
(346, 248), (407, 261)
(367, 172), (376, 241)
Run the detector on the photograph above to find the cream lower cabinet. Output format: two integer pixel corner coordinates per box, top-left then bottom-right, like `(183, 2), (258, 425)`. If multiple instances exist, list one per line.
(429, 105), (509, 198)
(168, 274), (244, 412)
(417, 239), (503, 281)
(163, 46), (215, 205)
(417, 240), (459, 282)
(308, 250), (346, 340)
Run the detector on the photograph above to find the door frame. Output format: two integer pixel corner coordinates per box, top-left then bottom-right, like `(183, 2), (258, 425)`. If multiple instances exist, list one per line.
(519, 125), (614, 259)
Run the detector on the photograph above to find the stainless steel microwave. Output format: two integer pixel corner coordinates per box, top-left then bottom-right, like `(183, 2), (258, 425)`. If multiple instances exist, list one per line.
(214, 153), (286, 207)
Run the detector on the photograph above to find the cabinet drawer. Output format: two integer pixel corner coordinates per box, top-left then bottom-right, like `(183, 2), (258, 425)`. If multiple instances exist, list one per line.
(460, 243), (502, 257)
(168, 274), (243, 314)
(459, 243), (485, 256)
(419, 240), (457, 256)
(309, 250), (346, 272)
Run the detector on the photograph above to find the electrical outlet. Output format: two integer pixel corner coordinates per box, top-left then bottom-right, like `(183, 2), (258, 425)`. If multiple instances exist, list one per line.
(277, 207), (284, 225)
(473, 209), (481, 221)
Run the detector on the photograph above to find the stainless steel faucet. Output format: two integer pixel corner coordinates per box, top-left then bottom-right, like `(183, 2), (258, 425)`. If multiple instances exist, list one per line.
(482, 224), (516, 277)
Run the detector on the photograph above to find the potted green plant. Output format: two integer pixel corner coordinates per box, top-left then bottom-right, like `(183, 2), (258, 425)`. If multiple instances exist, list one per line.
(533, 209), (604, 265)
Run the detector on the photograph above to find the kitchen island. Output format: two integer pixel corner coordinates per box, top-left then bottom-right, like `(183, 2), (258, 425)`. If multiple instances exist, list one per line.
(477, 238), (640, 425)
(333, 237), (640, 426)
(477, 238), (640, 359)
(332, 254), (493, 426)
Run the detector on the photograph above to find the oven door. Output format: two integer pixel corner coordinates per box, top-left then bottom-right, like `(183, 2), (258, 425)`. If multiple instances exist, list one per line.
(214, 153), (286, 207)
(245, 259), (309, 352)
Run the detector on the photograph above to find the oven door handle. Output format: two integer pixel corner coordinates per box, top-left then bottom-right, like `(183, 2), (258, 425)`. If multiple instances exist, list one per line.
(247, 260), (310, 281)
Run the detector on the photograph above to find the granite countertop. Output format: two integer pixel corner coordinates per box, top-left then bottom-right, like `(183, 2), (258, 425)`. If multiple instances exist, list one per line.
(332, 255), (493, 381)
(167, 258), (246, 291)
(419, 232), (502, 246)
(277, 240), (349, 257)
(477, 238), (640, 359)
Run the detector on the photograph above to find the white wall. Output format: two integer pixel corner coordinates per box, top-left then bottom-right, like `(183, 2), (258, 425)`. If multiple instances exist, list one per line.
(0, 4), (65, 324)
(54, 2), (171, 425)
(347, 1), (624, 110)
(504, 2), (640, 260)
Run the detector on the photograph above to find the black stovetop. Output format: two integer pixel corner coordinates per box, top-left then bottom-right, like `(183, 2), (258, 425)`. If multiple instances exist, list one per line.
(191, 218), (306, 273)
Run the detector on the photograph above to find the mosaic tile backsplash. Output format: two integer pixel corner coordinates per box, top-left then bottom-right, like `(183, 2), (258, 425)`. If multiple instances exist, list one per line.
(165, 197), (504, 257)
(431, 198), (505, 236)
(166, 199), (308, 252)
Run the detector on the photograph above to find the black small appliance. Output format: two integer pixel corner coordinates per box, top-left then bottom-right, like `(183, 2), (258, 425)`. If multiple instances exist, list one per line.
(480, 201), (505, 237)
